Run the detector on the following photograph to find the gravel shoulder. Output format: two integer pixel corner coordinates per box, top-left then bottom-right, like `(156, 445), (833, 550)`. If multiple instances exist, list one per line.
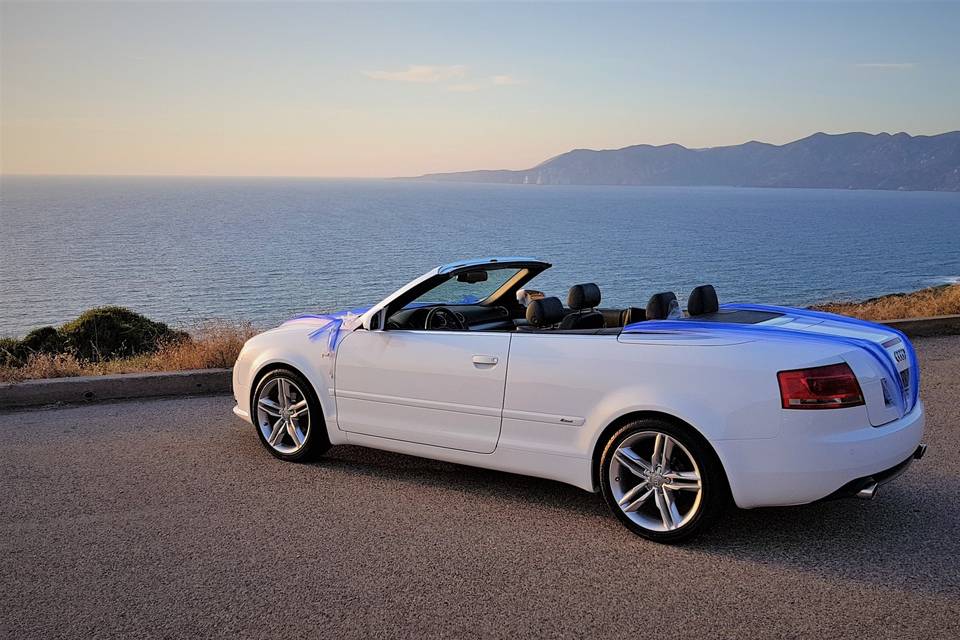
(2, 337), (959, 639)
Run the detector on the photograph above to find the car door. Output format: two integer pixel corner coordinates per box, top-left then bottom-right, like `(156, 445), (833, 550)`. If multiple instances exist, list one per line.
(334, 329), (511, 454)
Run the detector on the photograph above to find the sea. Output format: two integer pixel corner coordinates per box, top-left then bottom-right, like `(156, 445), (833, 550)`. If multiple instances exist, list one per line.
(1, 176), (958, 337)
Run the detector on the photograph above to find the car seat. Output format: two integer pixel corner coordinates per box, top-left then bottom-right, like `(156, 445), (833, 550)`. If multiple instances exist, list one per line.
(560, 283), (605, 330)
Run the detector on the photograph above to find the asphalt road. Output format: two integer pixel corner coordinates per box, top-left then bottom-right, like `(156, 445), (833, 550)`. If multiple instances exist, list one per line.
(2, 337), (959, 639)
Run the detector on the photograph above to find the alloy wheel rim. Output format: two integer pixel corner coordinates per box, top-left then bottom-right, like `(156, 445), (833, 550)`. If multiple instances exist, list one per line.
(609, 431), (703, 532)
(256, 377), (310, 454)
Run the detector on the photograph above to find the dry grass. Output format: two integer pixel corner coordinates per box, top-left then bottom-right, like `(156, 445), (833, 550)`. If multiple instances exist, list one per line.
(3, 286), (959, 383)
(0, 321), (258, 383)
(812, 283), (960, 322)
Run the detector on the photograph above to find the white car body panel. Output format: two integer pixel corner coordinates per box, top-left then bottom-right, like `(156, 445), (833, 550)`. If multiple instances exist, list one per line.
(334, 329), (511, 453)
(232, 258), (924, 508)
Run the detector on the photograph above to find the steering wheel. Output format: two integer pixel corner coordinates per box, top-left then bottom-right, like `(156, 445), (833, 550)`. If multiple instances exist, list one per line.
(424, 306), (467, 331)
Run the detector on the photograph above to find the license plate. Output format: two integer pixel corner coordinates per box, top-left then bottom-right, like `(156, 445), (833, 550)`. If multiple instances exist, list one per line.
(900, 367), (910, 390)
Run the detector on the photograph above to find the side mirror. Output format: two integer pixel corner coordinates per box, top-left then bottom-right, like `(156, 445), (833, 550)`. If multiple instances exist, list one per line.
(362, 309), (386, 331)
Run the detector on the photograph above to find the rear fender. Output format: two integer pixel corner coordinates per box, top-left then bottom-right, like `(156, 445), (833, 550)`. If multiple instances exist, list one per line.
(579, 383), (780, 459)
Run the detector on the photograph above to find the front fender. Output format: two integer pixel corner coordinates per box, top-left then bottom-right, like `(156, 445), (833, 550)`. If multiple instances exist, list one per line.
(233, 328), (343, 442)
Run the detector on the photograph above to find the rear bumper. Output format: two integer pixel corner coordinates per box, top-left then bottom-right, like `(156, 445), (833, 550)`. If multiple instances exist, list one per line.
(714, 400), (925, 508)
(821, 443), (927, 501)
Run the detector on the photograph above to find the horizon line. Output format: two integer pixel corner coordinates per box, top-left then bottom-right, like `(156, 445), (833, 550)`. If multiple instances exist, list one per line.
(0, 173), (387, 179)
(3, 128), (958, 180)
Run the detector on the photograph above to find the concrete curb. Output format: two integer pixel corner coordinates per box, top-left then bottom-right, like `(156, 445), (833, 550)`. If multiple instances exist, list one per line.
(882, 314), (960, 337)
(2, 314), (959, 410)
(0, 368), (232, 410)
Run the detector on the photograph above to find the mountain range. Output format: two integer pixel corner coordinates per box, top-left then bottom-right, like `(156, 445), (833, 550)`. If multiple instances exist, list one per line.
(410, 131), (960, 192)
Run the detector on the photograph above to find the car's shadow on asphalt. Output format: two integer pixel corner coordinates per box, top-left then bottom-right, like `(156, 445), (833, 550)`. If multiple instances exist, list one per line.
(313, 444), (959, 596)
(314, 444), (608, 517)
(692, 476), (960, 596)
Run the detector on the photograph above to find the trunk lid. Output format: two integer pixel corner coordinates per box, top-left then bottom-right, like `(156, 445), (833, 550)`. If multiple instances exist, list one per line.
(756, 314), (912, 426)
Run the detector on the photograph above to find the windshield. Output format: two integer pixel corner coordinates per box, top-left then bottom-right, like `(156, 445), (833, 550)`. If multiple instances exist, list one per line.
(405, 267), (522, 307)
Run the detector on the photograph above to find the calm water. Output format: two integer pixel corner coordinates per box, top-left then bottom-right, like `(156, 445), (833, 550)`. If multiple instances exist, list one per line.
(1, 176), (959, 337)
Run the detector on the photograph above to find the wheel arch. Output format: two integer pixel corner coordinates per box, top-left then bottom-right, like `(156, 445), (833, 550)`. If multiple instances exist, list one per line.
(589, 410), (731, 495)
(248, 360), (329, 427)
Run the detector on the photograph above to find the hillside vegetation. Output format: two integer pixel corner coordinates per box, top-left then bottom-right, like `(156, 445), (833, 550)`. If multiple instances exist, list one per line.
(2, 288), (958, 383)
(414, 131), (960, 191)
(813, 283), (960, 321)
(1, 308), (255, 383)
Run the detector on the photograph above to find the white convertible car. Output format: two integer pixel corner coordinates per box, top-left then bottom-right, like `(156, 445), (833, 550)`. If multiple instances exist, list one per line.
(232, 257), (926, 542)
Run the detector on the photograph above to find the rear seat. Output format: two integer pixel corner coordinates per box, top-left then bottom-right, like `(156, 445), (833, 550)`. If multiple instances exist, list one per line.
(560, 284), (605, 330)
(646, 291), (680, 320)
(684, 284), (783, 324)
(687, 284), (719, 316)
(600, 307), (646, 327)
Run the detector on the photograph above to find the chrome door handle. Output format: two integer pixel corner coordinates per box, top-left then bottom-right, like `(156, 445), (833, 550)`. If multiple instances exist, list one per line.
(472, 355), (499, 366)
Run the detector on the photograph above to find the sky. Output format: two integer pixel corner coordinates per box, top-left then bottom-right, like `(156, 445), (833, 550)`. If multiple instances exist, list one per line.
(2, 1), (959, 177)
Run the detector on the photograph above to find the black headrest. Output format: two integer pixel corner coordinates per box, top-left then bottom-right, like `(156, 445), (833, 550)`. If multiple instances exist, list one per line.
(646, 291), (678, 320)
(567, 283), (601, 310)
(526, 297), (565, 327)
(687, 285), (719, 316)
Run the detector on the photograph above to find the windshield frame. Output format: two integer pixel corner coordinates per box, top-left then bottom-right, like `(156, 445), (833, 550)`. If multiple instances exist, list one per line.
(371, 259), (552, 330)
(402, 267), (525, 309)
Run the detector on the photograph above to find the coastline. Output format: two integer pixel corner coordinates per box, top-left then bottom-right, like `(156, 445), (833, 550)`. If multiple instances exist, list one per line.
(1, 283), (959, 384)
(811, 282), (960, 322)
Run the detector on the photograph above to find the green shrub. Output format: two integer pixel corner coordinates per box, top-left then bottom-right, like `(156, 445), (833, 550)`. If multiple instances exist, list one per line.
(0, 337), (23, 367)
(21, 326), (66, 355)
(2, 307), (188, 367)
(0, 326), (68, 367)
(59, 306), (187, 362)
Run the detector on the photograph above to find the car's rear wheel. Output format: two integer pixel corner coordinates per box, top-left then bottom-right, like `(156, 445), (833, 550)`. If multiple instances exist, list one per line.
(599, 419), (726, 543)
(252, 368), (329, 462)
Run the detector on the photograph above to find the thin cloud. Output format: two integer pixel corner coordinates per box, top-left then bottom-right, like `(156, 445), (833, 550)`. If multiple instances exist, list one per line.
(363, 65), (466, 83)
(854, 63), (916, 70)
(363, 65), (523, 92)
(491, 74), (523, 86)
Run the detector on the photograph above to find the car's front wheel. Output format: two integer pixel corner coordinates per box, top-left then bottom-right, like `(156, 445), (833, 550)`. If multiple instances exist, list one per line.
(252, 368), (330, 462)
(599, 419), (727, 543)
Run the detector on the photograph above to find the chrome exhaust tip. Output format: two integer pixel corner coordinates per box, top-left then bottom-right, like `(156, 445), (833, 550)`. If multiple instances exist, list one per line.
(856, 481), (879, 500)
(914, 443), (927, 460)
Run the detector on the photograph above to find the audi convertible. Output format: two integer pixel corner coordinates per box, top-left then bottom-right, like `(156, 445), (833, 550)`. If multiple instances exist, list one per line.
(232, 257), (926, 542)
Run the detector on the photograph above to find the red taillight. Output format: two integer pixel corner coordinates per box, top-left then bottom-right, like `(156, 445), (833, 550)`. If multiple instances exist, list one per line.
(777, 363), (865, 410)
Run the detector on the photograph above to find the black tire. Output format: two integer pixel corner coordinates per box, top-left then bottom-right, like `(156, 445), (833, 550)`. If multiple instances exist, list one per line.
(599, 418), (727, 543)
(251, 367), (330, 462)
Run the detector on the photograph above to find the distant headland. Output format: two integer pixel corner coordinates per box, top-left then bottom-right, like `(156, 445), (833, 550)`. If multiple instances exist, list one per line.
(407, 131), (960, 192)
